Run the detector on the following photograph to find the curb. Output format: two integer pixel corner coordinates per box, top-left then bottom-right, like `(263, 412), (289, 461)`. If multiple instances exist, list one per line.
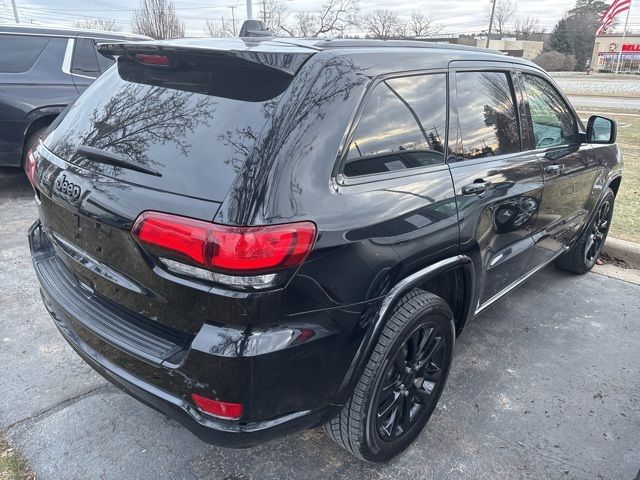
(602, 237), (640, 269)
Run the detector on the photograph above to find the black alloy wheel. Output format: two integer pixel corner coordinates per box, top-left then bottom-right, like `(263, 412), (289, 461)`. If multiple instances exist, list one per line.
(556, 187), (616, 274)
(324, 289), (455, 462)
(375, 324), (446, 441)
(584, 197), (612, 265)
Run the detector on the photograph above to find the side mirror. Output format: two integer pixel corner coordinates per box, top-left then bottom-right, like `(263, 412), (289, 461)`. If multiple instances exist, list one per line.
(586, 115), (616, 144)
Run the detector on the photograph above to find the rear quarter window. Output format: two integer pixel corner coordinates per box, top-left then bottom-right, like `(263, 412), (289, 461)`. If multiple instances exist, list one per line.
(0, 34), (51, 73)
(72, 37), (100, 77)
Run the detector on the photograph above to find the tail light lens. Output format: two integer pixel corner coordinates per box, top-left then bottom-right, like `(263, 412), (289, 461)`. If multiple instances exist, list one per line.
(134, 54), (170, 66)
(191, 393), (243, 420)
(24, 149), (37, 187)
(131, 211), (316, 275)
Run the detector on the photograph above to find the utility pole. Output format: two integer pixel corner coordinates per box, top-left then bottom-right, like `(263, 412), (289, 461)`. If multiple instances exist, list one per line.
(230, 5), (236, 35)
(486, 0), (497, 48)
(11, 0), (20, 23)
(246, 0), (252, 20)
(615, 4), (632, 73)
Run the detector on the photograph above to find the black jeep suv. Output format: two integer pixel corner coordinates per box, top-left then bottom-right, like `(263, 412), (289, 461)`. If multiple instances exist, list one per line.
(0, 25), (149, 168)
(27, 37), (622, 462)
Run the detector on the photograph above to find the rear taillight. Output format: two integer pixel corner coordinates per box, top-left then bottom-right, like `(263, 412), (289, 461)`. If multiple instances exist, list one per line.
(24, 149), (37, 187)
(191, 393), (243, 420)
(131, 211), (316, 275)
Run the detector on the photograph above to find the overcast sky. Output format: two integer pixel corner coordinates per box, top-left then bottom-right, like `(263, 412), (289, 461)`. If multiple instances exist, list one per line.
(3, 0), (639, 36)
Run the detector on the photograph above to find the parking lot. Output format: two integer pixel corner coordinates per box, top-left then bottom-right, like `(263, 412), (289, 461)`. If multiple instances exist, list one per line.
(1, 167), (639, 479)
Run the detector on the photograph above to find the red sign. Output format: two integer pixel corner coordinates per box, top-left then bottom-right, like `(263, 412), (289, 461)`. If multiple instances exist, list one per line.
(622, 44), (640, 52)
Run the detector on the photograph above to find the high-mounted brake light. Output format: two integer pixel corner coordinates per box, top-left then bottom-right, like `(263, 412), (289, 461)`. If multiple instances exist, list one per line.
(134, 54), (170, 66)
(191, 393), (243, 420)
(24, 149), (37, 187)
(131, 211), (316, 275)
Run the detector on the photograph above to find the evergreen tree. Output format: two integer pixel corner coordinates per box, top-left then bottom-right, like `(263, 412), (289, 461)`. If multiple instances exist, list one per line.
(548, 19), (572, 54)
(546, 0), (608, 70)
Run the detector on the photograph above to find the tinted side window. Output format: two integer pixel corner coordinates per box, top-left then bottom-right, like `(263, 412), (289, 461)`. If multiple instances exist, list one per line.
(522, 74), (578, 148)
(72, 38), (100, 77)
(0, 34), (51, 73)
(343, 74), (447, 177)
(94, 39), (116, 73)
(454, 71), (520, 159)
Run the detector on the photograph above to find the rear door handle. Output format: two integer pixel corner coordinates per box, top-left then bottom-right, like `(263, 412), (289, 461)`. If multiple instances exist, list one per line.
(544, 164), (563, 175)
(462, 181), (490, 195)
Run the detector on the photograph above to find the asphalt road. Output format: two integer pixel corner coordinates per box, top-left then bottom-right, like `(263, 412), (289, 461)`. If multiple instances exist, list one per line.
(1, 168), (639, 480)
(568, 95), (640, 110)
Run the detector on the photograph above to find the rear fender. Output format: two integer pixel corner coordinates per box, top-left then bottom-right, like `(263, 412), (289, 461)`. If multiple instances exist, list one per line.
(333, 255), (475, 405)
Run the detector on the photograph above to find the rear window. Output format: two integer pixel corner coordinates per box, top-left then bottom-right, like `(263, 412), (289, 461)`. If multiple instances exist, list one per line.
(342, 73), (447, 177)
(43, 56), (292, 201)
(0, 34), (51, 73)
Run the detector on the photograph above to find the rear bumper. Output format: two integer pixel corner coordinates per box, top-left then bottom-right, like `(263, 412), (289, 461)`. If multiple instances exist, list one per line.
(29, 220), (340, 447)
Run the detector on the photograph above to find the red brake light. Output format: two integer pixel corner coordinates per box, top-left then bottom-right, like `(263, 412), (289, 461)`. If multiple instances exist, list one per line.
(131, 211), (316, 274)
(134, 54), (170, 66)
(191, 393), (243, 419)
(24, 149), (37, 187)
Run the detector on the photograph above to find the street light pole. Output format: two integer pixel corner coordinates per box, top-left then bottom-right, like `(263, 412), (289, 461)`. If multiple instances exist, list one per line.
(486, 0), (497, 48)
(246, 0), (252, 20)
(11, 0), (20, 23)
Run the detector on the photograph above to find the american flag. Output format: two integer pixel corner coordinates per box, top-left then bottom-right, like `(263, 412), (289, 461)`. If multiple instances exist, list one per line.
(596, 0), (632, 35)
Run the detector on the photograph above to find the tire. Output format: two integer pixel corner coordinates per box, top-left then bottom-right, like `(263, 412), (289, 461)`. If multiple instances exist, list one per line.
(555, 187), (615, 274)
(324, 289), (455, 462)
(21, 127), (47, 169)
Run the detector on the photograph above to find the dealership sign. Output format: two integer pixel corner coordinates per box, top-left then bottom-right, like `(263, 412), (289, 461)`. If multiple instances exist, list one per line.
(622, 43), (640, 52)
(598, 53), (640, 62)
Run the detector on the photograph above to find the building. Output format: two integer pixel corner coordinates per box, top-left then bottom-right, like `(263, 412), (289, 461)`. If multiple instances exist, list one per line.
(475, 39), (544, 61)
(417, 35), (543, 61)
(591, 34), (640, 72)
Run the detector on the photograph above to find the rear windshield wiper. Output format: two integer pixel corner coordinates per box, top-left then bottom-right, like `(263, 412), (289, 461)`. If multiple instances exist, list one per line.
(76, 145), (162, 177)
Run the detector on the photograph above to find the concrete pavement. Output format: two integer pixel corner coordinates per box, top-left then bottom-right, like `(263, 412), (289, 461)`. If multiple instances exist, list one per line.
(1, 169), (639, 479)
(568, 95), (640, 110)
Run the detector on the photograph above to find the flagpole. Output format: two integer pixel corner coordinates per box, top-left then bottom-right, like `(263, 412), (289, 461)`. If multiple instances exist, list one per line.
(615, 2), (632, 73)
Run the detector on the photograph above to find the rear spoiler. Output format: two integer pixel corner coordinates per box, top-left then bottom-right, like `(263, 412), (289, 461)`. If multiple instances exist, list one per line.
(97, 41), (314, 76)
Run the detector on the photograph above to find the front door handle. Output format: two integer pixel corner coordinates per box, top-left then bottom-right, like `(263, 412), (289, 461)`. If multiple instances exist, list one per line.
(462, 181), (490, 195)
(544, 164), (563, 175)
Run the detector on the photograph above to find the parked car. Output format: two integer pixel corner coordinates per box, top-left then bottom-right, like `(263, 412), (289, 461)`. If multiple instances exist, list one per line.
(0, 25), (149, 168)
(26, 37), (622, 462)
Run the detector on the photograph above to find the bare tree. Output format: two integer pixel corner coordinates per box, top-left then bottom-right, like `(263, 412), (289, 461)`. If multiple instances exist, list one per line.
(513, 15), (540, 39)
(132, 0), (185, 40)
(487, 0), (517, 36)
(265, 0), (359, 37)
(204, 18), (235, 37)
(404, 10), (440, 38)
(73, 18), (123, 32)
(287, 12), (317, 36)
(258, 0), (290, 33)
(364, 9), (400, 39)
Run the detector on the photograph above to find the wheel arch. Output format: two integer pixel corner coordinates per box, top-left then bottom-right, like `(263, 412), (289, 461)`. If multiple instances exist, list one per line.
(608, 175), (622, 197)
(21, 106), (67, 158)
(334, 255), (476, 404)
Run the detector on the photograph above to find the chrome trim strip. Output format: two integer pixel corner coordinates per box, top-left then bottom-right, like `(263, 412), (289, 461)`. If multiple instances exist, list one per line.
(475, 246), (570, 315)
(62, 38), (74, 74)
(72, 72), (98, 79)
